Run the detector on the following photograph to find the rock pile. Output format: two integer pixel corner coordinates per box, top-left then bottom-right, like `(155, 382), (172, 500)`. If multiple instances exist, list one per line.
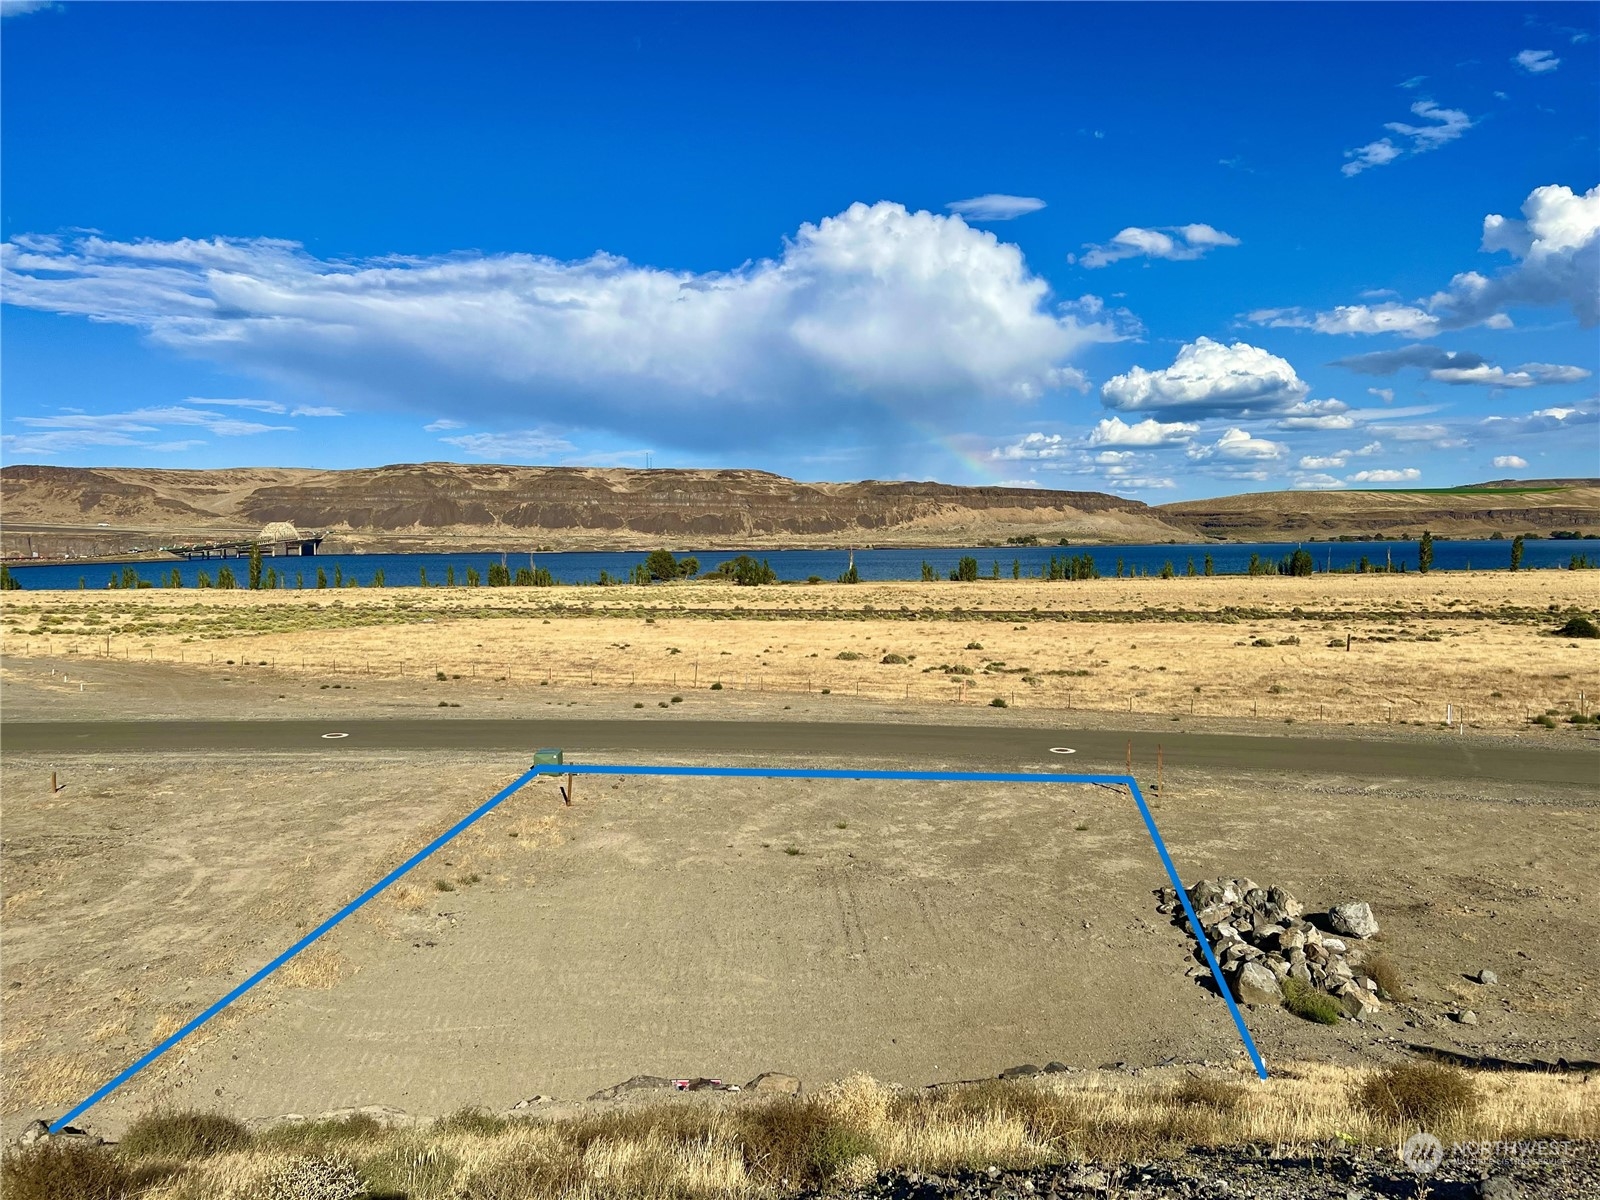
(1157, 877), (1387, 1021)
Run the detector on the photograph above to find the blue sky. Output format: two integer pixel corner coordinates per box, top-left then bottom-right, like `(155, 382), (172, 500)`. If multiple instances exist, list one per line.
(2, 2), (1596, 499)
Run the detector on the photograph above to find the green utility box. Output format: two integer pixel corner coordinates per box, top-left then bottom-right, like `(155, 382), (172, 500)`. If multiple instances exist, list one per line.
(533, 748), (564, 768)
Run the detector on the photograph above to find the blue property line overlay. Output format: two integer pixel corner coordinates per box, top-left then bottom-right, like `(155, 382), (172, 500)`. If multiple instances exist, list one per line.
(53, 761), (1266, 1130)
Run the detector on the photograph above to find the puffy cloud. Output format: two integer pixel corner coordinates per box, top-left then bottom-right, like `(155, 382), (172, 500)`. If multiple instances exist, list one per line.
(1492, 455), (1529, 468)
(1348, 468), (1422, 483)
(1186, 427), (1289, 462)
(944, 194), (1047, 221)
(0, 203), (1127, 454)
(1342, 100), (1473, 176)
(1085, 415), (1199, 446)
(1076, 223), (1240, 268)
(991, 432), (1071, 461)
(1298, 454), (1347, 470)
(1514, 49), (1560, 73)
(1, 1), (56, 17)
(424, 418), (465, 432)
(1276, 398), (1356, 430)
(1294, 473), (1348, 490)
(1430, 362), (1593, 387)
(1368, 387), (1395, 403)
(1252, 303), (1439, 337)
(1432, 184), (1600, 328)
(1101, 338), (1308, 416)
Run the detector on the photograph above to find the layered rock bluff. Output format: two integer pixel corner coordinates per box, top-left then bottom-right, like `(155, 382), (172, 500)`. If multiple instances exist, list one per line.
(0, 463), (1183, 554)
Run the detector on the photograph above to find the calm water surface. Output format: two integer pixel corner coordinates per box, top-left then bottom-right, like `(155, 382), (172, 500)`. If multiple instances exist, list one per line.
(5, 539), (1590, 589)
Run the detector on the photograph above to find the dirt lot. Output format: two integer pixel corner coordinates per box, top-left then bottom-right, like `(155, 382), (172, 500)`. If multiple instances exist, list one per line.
(2, 705), (1594, 1137)
(2, 572), (1597, 734)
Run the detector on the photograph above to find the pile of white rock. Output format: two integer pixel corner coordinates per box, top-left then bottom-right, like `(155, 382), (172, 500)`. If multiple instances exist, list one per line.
(1156, 877), (1387, 1021)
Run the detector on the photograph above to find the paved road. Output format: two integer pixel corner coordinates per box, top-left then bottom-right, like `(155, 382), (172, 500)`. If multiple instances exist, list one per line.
(3, 719), (1595, 785)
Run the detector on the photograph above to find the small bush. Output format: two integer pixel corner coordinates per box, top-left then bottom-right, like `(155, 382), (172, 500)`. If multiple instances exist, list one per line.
(435, 670), (447, 681)
(432, 1107), (511, 1136)
(1555, 615), (1599, 638)
(735, 1099), (874, 1188)
(256, 1154), (365, 1200)
(119, 1110), (251, 1159)
(880, 653), (908, 664)
(1277, 635), (1300, 646)
(1363, 952), (1407, 1000)
(1532, 714), (1557, 728)
(634, 702), (644, 708)
(1282, 977), (1341, 1024)
(1355, 1061), (1480, 1126)
(1252, 638), (1273, 648)
(1, 1142), (145, 1200)
(784, 846), (801, 856)
(257, 1113), (387, 1151)
(670, 695), (683, 704)
(434, 879), (456, 892)
(710, 682), (723, 690)
(835, 651), (864, 661)
(990, 697), (1007, 707)
(965, 641), (984, 650)
(1170, 1076), (1246, 1112)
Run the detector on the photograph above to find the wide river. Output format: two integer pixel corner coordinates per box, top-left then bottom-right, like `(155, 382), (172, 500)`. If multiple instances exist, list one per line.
(4, 538), (1591, 589)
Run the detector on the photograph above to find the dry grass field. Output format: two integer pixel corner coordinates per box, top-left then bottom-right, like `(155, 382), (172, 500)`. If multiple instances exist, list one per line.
(5, 1065), (1597, 1200)
(3, 572), (1595, 732)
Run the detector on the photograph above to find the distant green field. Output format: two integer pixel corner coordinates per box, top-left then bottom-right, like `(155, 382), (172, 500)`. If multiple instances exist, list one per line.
(1351, 486), (1569, 496)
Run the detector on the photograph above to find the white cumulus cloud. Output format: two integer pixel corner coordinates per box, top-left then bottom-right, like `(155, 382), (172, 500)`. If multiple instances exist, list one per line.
(1514, 49), (1560, 73)
(1492, 455), (1529, 468)
(945, 194), (1047, 221)
(1430, 362), (1593, 388)
(1298, 454), (1347, 470)
(1294, 473), (1348, 490)
(1251, 302), (1439, 338)
(1101, 338), (1308, 416)
(1186, 427), (1288, 462)
(0, 203), (1128, 456)
(991, 432), (1071, 461)
(1085, 415), (1199, 446)
(1432, 184), (1600, 328)
(1076, 223), (1240, 268)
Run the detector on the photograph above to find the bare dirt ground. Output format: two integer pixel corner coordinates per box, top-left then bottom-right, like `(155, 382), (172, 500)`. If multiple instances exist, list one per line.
(2, 709), (1594, 1138)
(2, 574), (1594, 1144)
(3, 572), (1597, 734)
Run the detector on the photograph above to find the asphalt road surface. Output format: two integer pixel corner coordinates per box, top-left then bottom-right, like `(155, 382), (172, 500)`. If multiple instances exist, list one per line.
(3, 719), (1595, 786)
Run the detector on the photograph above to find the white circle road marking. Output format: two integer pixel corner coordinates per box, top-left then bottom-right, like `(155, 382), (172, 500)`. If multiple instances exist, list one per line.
(1048, 747), (1077, 755)
(321, 732), (350, 740)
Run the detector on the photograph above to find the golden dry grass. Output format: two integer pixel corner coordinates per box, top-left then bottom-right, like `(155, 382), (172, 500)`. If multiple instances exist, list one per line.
(3, 573), (1596, 731)
(89, 1064), (1600, 1200)
(274, 946), (348, 990)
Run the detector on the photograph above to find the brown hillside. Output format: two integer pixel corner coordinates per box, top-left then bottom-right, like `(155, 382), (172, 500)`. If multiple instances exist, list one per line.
(0, 463), (1184, 556)
(1155, 482), (1600, 540)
